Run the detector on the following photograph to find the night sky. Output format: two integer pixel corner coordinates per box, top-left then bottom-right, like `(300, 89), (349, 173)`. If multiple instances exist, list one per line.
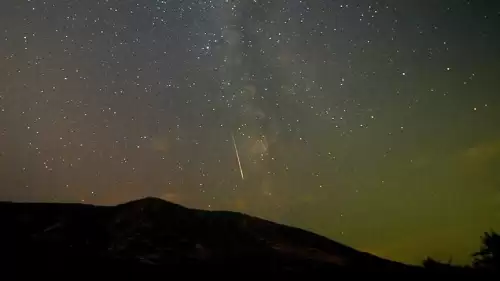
(1, 0), (500, 265)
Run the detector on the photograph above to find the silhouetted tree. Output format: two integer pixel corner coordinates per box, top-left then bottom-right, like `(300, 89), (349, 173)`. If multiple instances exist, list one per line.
(422, 257), (468, 273)
(423, 257), (449, 269)
(473, 231), (500, 271)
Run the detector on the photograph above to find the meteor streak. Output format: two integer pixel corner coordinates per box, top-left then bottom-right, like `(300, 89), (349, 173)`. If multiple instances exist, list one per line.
(231, 133), (245, 180)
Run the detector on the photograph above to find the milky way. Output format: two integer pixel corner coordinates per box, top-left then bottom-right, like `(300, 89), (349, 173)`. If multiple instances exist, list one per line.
(1, 0), (500, 264)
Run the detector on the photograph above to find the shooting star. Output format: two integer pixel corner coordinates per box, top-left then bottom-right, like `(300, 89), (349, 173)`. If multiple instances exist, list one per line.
(231, 133), (245, 180)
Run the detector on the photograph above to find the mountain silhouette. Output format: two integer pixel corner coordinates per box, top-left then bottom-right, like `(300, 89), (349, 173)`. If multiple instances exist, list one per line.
(1, 197), (422, 274)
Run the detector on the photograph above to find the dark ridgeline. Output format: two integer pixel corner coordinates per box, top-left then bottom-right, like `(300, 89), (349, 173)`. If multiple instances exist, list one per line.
(0, 197), (489, 275)
(422, 230), (500, 275)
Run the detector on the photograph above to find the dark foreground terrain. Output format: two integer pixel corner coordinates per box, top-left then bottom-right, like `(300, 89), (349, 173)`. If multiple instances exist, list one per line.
(0, 197), (478, 275)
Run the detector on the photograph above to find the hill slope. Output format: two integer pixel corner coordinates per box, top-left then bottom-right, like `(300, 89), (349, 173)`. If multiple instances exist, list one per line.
(0, 197), (418, 274)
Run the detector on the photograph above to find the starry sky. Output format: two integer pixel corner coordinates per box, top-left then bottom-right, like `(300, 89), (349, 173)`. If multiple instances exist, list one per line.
(1, 0), (500, 265)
